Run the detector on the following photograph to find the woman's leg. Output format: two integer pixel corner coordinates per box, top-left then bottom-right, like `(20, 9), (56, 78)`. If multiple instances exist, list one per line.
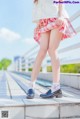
(40, 29), (63, 98)
(30, 31), (50, 88)
(48, 28), (62, 91)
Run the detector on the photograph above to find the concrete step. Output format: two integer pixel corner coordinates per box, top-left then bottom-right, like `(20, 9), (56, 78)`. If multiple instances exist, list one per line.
(23, 97), (80, 119)
(0, 99), (24, 119)
(0, 71), (80, 119)
(5, 72), (26, 99)
(0, 72), (10, 99)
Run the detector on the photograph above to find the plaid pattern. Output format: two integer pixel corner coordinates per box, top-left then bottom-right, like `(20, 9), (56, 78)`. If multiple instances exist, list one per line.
(34, 18), (76, 44)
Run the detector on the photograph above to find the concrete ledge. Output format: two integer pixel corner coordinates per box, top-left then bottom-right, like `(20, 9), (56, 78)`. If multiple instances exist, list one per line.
(0, 107), (24, 119)
(23, 97), (80, 119)
(0, 99), (24, 119)
(13, 71), (80, 90)
(0, 99), (24, 107)
(60, 73), (80, 90)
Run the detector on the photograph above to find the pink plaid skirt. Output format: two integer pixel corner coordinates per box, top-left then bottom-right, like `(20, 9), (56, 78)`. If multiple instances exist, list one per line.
(34, 18), (76, 44)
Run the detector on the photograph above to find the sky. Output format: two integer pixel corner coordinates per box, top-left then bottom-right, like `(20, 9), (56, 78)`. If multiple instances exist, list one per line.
(0, 0), (80, 61)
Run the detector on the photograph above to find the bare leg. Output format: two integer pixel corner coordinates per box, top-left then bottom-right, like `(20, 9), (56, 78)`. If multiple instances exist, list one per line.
(30, 31), (50, 87)
(40, 29), (63, 98)
(48, 29), (62, 84)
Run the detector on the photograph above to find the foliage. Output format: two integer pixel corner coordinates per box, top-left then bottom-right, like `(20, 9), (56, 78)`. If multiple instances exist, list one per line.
(40, 67), (42, 72)
(0, 58), (12, 70)
(28, 67), (42, 72)
(60, 64), (80, 73)
(22, 69), (26, 71)
(28, 68), (32, 71)
(45, 64), (80, 73)
(47, 66), (52, 72)
(0, 62), (3, 70)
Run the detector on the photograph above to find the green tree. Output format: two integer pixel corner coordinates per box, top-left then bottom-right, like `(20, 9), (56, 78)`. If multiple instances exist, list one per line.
(0, 58), (12, 70)
(0, 62), (2, 70)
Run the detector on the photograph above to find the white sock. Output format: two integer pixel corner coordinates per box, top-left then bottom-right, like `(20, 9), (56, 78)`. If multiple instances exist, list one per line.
(29, 81), (36, 89)
(51, 83), (60, 92)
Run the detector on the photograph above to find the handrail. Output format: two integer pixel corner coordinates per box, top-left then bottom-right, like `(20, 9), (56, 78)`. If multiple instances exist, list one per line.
(58, 42), (80, 53)
(70, 10), (80, 22)
(23, 44), (38, 57)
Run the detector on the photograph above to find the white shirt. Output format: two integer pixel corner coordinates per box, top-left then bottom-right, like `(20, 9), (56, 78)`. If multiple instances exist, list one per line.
(32, 0), (69, 23)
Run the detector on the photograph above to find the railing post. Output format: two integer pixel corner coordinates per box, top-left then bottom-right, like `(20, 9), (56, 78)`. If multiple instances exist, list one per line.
(42, 65), (47, 73)
(42, 59), (48, 73)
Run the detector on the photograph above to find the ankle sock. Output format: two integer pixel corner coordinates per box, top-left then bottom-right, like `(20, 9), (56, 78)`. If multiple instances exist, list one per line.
(51, 83), (60, 92)
(29, 81), (36, 89)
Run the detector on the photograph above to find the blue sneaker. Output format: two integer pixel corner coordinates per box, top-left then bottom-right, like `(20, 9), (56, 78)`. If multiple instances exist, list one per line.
(27, 89), (35, 99)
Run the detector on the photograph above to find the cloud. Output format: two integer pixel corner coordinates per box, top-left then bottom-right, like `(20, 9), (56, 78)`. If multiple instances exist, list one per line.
(0, 27), (21, 42)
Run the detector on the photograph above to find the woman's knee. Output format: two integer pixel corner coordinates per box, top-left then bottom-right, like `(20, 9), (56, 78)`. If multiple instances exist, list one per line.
(48, 45), (57, 55)
(39, 47), (48, 58)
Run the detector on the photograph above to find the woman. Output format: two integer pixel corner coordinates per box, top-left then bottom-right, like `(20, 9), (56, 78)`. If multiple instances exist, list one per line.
(27, 0), (76, 99)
